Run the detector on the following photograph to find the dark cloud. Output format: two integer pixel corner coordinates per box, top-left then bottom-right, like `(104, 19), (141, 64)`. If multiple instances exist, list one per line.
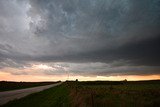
(27, 0), (160, 63)
(32, 35), (160, 67)
(0, 0), (160, 76)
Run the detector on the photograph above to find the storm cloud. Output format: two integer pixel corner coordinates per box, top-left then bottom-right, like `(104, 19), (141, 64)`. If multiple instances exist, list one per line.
(0, 0), (160, 77)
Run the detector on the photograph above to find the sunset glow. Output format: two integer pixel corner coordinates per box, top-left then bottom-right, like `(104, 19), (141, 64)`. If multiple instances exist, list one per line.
(33, 64), (54, 70)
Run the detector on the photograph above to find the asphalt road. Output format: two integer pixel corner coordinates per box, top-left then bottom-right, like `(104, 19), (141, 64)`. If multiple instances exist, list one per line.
(0, 82), (62, 105)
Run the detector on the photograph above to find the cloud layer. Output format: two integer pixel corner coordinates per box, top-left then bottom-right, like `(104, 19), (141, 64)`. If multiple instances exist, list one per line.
(0, 0), (160, 79)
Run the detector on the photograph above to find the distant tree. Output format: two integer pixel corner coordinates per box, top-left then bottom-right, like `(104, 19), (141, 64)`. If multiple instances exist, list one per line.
(76, 79), (78, 82)
(124, 79), (127, 82)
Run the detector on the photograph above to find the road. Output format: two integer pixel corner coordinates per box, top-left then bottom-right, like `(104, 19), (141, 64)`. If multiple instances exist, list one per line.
(0, 82), (62, 105)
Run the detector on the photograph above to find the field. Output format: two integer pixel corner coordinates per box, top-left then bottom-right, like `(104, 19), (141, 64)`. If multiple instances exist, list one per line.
(0, 81), (60, 92)
(1, 80), (160, 107)
(1, 84), (70, 107)
(68, 80), (160, 107)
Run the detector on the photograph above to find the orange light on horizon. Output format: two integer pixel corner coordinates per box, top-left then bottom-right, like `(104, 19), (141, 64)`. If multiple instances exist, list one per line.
(0, 70), (160, 82)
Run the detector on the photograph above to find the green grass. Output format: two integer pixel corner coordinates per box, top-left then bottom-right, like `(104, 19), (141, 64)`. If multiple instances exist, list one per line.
(1, 83), (70, 107)
(67, 80), (160, 107)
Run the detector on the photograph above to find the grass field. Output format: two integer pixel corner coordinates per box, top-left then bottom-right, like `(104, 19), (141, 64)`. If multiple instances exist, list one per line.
(68, 80), (160, 107)
(1, 80), (160, 107)
(1, 83), (70, 107)
(0, 81), (60, 92)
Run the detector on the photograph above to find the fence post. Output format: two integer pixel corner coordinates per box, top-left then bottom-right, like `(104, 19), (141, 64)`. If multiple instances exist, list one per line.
(91, 92), (94, 107)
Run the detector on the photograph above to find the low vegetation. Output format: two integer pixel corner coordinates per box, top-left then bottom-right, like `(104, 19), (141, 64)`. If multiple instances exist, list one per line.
(67, 80), (160, 107)
(1, 83), (70, 107)
(0, 81), (60, 92)
(1, 80), (160, 107)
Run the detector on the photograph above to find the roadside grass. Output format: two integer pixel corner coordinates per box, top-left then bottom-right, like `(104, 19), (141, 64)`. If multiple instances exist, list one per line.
(67, 80), (160, 107)
(0, 81), (60, 92)
(1, 80), (160, 107)
(1, 83), (70, 107)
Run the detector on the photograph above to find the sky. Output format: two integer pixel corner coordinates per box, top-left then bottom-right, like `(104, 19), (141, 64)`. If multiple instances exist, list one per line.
(0, 0), (160, 81)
